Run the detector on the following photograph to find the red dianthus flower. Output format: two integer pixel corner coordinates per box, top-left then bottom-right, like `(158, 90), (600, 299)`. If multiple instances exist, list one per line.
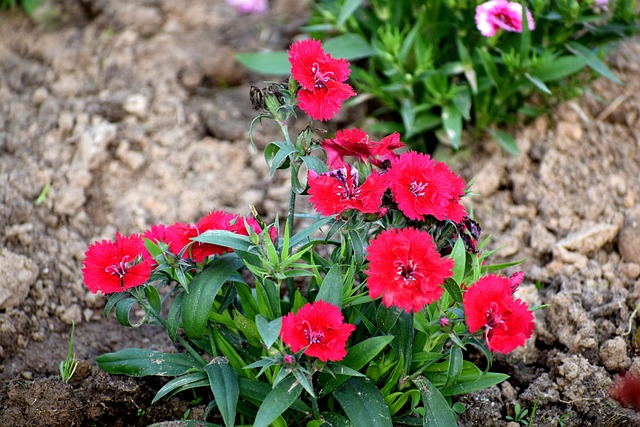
(82, 233), (152, 294)
(165, 211), (265, 263)
(280, 300), (355, 362)
(462, 274), (535, 354)
(387, 151), (467, 222)
(288, 39), (355, 121)
(322, 129), (406, 168)
(365, 227), (454, 313)
(307, 165), (388, 216)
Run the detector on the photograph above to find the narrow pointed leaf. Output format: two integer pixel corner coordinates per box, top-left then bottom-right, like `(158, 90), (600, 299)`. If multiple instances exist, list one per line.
(96, 348), (201, 377)
(253, 375), (303, 427)
(316, 264), (343, 309)
(204, 359), (239, 427)
(256, 314), (282, 349)
(183, 254), (245, 340)
(412, 376), (457, 427)
(334, 377), (393, 427)
(152, 371), (208, 404)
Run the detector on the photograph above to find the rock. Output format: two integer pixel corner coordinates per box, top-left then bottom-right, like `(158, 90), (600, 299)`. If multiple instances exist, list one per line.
(472, 161), (503, 197)
(530, 223), (556, 255)
(73, 121), (117, 170)
(0, 248), (38, 309)
(556, 223), (620, 255)
(600, 336), (631, 371)
(619, 208), (640, 263)
(123, 93), (149, 118)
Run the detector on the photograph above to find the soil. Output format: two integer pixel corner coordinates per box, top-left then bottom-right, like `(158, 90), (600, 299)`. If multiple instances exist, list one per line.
(0, 1), (639, 426)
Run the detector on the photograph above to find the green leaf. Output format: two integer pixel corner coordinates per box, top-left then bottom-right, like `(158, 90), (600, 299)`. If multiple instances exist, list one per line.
(235, 51), (290, 76)
(444, 347), (463, 388)
(450, 238), (466, 286)
(253, 375), (303, 427)
(265, 140), (297, 177)
(524, 73), (552, 95)
(316, 264), (344, 309)
(440, 372), (509, 396)
(442, 279), (463, 305)
(238, 377), (310, 413)
(488, 128), (519, 156)
(531, 56), (587, 82)
(324, 34), (375, 61)
(301, 155), (329, 174)
(96, 348), (201, 377)
(115, 297), (141, 327)
(319, 335), (394, 397)
(166, 290), (184, 341)
(519, 3), (531, 59)
(289, 216), (334, 250)
(475, 47), (499, 88)
(204, 359), (239, 427)
(144, 285), (161, 313)
(441, 106), (462, 149)
(183, 254), (245, 340)
(104, 292), (126, 318)
(412, 376), (457, 427)
(565, 41), (623, 85)
(152, 371), (208, 404)
(336, 0), (363, 27)
(255, 315), (282, 349)
(334, 377), (393, 427)
(193, 231), (256, 254)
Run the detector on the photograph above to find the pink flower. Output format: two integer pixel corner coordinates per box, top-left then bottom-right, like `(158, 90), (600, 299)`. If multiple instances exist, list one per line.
(280, 301), (355, 362)
(307, 165), (389, 216)
(82, 233), (152, 294)
(365, 228), (454, 313)
(288, 39), (356, 121)
(225, 0), (267, 14)
(462, 274), (535, 354)
(475, 0), (535, 37)
(386, 151), (467, 222)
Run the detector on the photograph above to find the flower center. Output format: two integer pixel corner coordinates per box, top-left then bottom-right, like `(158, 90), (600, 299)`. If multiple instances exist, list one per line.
(105, 255), (131, 278)
(409, 181), (428, 197)
(485, 302), (505, 330)
(394, 260), (422, 283)
(302, 320), (325, 345)
(311, 62), (335, 89)
(493, 11), (518, 30)
(330, 166), (360, 199)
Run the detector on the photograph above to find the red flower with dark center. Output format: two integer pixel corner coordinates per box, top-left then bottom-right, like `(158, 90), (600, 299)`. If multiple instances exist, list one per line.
(280, 300), (355, 362)
(462, 275), (535, 354)
(365, 228), (454, 313)
(387, 151), (467, 222)
(82, 232), (152, 294)
(307, 165), (388, 216)
(322, 129), (406, 168)
(288, 39), (355, 121)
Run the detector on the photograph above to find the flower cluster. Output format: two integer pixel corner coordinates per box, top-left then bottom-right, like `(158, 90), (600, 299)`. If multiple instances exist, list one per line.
(83, 210), (266, 293)
(84, 39), (537, 426)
